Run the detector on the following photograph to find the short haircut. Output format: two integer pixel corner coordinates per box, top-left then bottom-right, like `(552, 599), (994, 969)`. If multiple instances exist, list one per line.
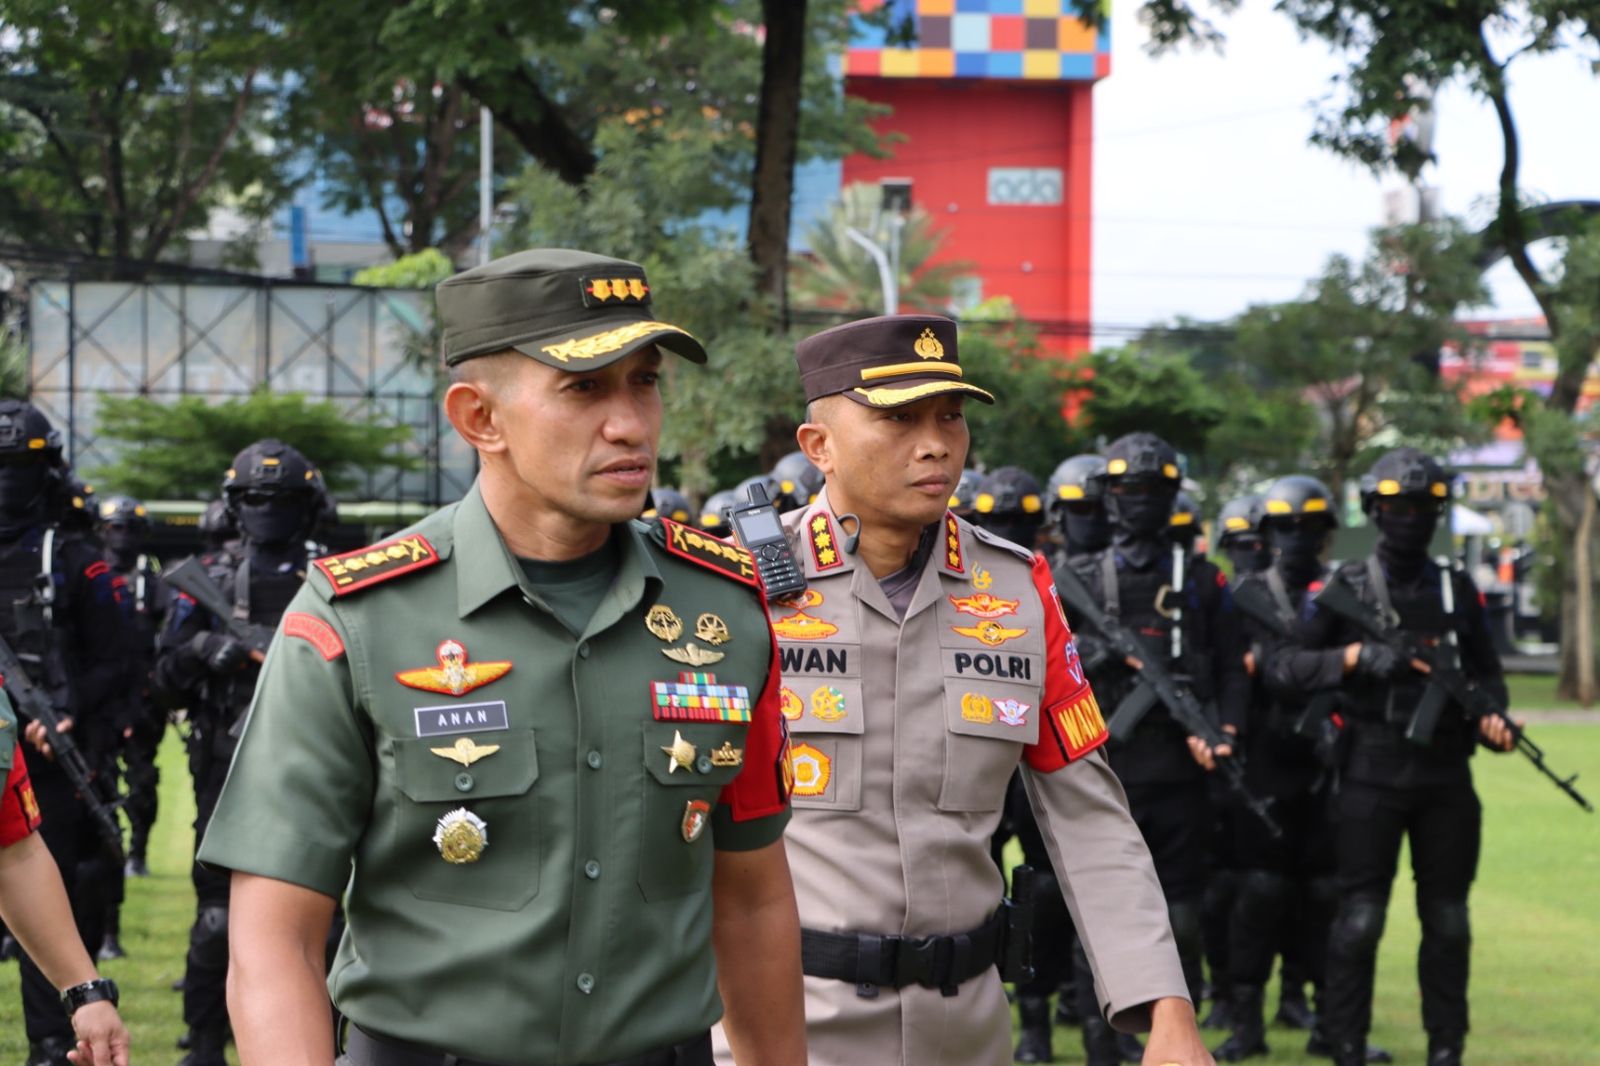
(447, 349), (521, 388)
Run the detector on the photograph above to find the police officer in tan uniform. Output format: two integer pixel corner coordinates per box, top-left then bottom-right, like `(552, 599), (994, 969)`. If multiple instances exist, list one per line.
(714, 314), (1213, 1066)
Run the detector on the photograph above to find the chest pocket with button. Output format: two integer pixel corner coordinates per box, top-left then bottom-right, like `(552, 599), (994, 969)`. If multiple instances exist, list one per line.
(389, 730), (540, 911)
(638, 721), (748, 902)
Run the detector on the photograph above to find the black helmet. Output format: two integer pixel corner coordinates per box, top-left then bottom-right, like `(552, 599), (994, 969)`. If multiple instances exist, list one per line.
(1169, 491), (1201, 532)
(62, 472), (97, 529)
(223, 439), (324, 547)
(770, 451), (823, 511)
(0, 400), (63, 462)
(1216, 494), (1265, 547)
(97, 494), (150, 530)
(643, 487), (692, 524)
(698, 489), (739, 537)
(1359, 447), (1451, 514)
(1047, 454), (1107, 514)
(948, 469), (982, 514)
(222, 439), (323, 503)
(974, 466), (1043, 519)
(1263, 475), (1339, 528)
(1102, 432), (1181, 487)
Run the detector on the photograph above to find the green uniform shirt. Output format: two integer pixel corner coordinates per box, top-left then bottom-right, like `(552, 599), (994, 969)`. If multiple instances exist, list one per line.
(199, 483), (790, 1065)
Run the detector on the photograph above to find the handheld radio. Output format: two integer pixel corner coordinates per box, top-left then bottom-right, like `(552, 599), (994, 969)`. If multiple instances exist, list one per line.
(727, 483), (807, 600)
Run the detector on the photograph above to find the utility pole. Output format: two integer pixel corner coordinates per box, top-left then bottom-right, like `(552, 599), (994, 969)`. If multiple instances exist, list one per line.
(479, 107), (493, 266)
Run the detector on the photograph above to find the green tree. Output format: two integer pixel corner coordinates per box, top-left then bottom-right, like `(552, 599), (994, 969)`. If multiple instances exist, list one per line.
(0, 0), (290, 275)
(88, 391), (417, 499)
(960, 318), (1083, 477)
(792, 182), (971, 315)
(1230, 222), (1488, 500)
(1071, 347), (1226, 457)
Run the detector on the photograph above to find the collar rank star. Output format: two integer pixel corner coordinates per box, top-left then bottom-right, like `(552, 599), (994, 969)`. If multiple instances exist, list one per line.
(397, 639), (512, 697)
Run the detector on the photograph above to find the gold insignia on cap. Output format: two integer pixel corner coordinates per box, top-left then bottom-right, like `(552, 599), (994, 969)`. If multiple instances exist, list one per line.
(662, 730), (697, 774)
(430, 737), (500, 767)
(710, 741), (743, 767)
(694, 612), (730, 645)
(645, 604), (684, 642)
(914, 327), (945, 359)
(541, 320), (691, 363)
(663, 642), (725, 666)
(433, 808), (488, 864)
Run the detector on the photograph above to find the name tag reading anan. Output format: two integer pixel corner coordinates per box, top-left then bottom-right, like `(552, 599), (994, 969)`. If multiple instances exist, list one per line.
(414, 700), (509, 738)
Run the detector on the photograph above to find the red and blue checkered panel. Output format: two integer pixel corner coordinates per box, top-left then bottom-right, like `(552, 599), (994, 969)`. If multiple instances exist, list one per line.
(849, 0), (1111, 81)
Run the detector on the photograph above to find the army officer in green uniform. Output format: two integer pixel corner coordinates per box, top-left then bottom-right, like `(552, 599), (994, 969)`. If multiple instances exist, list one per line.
(198, 249), (807, 1066)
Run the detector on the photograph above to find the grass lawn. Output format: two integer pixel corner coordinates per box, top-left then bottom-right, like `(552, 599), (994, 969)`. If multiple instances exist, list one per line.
(1505, 672), (1595, 713)
(4, 727), (1597, 1065)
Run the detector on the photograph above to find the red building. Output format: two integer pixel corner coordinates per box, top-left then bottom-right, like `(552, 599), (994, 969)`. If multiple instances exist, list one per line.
(842, 1), (1111, 353)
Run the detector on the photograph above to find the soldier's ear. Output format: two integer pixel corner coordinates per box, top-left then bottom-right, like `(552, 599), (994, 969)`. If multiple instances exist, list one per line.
(444, 379), (507, 456)
(795, 419), (834, 478)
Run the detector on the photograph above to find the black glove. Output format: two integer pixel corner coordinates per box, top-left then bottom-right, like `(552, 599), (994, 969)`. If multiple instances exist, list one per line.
(1353, 641), (1403, 680)
(188, 632), (249, 675)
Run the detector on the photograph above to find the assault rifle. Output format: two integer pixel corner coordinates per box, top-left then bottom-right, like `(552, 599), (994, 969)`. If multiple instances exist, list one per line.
(1054, 565), (1282, 838)
(164, 557), (273, 659)
(0, 633), (125, 861)
(1231, 577), (1341, 741)
(1314, 572), (1592, 813)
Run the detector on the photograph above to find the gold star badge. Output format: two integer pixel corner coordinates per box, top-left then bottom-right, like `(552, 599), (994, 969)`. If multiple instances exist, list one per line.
(662, 730), (697, 774)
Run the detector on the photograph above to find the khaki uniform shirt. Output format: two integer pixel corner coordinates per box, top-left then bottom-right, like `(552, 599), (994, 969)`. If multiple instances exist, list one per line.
(717, 493), (1186, 1066)
(199, 484), (791, 1066)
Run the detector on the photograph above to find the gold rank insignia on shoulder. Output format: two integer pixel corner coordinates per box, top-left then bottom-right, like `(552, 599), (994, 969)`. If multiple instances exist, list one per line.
(662, 729), (697, 774)
(662, 642), (724, 667)
(433, 808), (488, 864)
(313, 534), (440, 597)
(681, 799), (711, 843)
(952, 620), (1029, 647)
(694, 612), (730, 645)
(657, 519), (757, 587)
(809, 513), (843, 571)
(645, 604), (683, 642)
(710, 741), (742, 767)
(430, 737), (500, 767)
(944, 513), (965, 574)
(397, 639), (512, 697)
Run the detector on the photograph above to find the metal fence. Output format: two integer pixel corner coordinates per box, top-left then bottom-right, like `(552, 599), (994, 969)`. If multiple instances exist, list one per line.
(27, 278), (474, 506)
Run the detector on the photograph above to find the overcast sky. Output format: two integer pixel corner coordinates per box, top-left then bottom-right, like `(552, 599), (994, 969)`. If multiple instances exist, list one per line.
(1091, 0), (1600, 341)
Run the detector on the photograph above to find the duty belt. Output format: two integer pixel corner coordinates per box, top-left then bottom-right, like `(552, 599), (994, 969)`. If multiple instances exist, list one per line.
(342, 1024), (712, 1066)
(801, 906), (1008, 999)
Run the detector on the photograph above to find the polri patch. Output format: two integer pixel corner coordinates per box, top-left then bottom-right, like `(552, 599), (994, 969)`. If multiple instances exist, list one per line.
(283, 612), (345, 660)
(314, 535), (439, 597)
(657, 518), (757, 586)
(413, 700), (509, 738)
(651, 671), (752, 723)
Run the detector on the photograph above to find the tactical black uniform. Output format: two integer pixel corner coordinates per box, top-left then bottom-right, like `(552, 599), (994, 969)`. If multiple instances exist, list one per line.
(1058, 433), (1248, 1066)
(1215, 477), (1351, 1062)
(154, 439), (328, 1066)
(0, 402), (131, 1066)
(98, 496), (168, 881)
(1270, 450), (1508, 1066)
(1216, 494), (1269, 579)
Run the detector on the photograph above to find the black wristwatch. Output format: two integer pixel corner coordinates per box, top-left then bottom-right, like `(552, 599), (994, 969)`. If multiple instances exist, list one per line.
(61, 978), (118, 1015)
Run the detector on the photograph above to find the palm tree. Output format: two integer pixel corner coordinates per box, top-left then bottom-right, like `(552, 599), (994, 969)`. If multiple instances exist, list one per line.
(791, 182), (971, 315)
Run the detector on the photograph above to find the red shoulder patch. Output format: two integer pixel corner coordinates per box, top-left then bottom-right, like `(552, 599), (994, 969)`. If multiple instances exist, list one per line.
(84, 560), (110, 580)
(283, 612), (345, 660)
(658, 519), (756, 587)
(313, 534), (440, 597)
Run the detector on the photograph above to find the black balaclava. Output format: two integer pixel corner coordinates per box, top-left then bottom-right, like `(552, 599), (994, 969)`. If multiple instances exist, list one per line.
(236, 491), (314, 551)
(1062, 504), (1112, 557)
(1374, 505), (1439, 581)
(0, 463), (51, 539)
(1225, 536), (1271, 577)
(1108, 484), (1177, 570)
(102, 522), (145, 571)
(1268, 524), (1328, 589)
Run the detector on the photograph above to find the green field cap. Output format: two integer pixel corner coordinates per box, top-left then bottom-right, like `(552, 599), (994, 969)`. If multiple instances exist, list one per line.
(437, 248), (707, 369)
